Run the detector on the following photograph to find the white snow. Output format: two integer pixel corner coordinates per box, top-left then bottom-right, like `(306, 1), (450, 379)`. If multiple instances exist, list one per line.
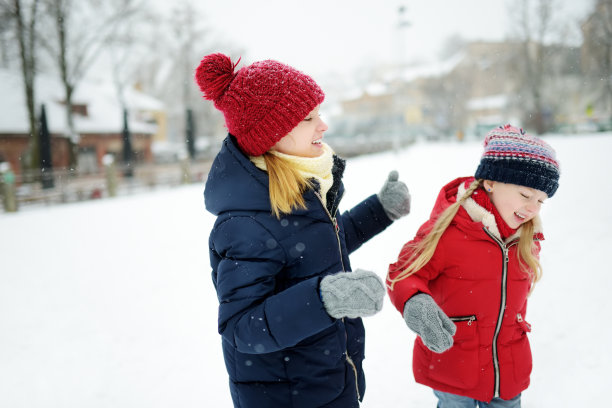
(1, 132), (610, 407)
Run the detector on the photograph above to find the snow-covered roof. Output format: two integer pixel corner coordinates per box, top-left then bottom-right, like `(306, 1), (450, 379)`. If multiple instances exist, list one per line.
(0, 69), (164, 135)
(364, 82), (388, 96)
(398, 52), (465, 82)
(340, 53), (466, 102)
(467, 94), (508, 111)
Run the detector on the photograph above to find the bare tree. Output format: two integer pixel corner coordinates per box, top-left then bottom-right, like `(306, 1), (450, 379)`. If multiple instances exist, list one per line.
(131, 3), (240, 150)
(38, 0), (141, 169)
(420, 72), (472, 138)
(583, 0), (612, 120)
(0, 4), (15, 68)
(105, 4), (151, 115)
(172, 2), (206, 155)
(511, 0), (558, 134)
(1, 0), (40, 172)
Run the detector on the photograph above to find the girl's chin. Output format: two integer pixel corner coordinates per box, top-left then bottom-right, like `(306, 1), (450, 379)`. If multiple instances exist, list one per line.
(509, 213), (529, 229)
(306, 146), (324, 157)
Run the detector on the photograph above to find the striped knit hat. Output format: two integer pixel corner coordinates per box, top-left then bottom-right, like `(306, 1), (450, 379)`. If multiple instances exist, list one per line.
(474, 124), (560, 197)
(194, 53), (325, 156)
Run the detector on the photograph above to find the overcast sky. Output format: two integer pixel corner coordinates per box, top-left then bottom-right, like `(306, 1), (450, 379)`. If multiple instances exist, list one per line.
(177, 0), (595, 79)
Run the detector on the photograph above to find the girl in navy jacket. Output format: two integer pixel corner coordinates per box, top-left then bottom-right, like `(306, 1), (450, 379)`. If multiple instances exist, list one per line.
(195, 53), (411, 408)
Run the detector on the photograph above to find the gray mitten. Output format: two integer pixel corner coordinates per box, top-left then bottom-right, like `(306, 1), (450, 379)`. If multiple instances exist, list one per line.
(320, 269), (385, 319)
(403, 293), (456, 353)
(377, 170), (411, 220)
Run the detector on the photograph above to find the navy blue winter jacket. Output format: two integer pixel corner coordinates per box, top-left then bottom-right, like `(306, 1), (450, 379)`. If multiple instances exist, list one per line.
(205, 135), (393, 408)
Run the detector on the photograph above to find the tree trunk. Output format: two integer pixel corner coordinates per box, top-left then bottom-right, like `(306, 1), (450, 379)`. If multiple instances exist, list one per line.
(53, 0), (79, 170)
(14, 0), (40, 174)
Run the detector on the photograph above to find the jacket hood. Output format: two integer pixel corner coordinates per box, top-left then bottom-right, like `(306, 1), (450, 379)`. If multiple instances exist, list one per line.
(433, 177), (543, 243)
(204, 135), (273, 215)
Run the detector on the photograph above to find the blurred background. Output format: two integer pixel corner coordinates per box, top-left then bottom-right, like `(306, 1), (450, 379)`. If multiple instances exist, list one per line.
(0, 0), (610, 212)
(2, 2), (611, 406)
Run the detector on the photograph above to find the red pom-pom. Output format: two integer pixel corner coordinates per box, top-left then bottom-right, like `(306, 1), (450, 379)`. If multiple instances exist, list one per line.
(194, 53), (238, 102)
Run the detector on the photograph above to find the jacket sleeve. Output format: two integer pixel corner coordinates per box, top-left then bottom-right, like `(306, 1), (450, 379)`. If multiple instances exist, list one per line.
(386, 219), (446, 313)
(211, 216), (335, 355)
(340, 194), (393, 254)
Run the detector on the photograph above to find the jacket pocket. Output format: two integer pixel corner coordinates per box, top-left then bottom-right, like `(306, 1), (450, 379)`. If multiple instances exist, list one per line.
(426, 315), (479, 389)
(512, 313), (533, 382)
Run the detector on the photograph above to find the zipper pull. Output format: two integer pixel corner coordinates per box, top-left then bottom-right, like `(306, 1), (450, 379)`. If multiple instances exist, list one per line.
(333, 217), (339, 233)
(468, 315), (476, 326)
(517, 313), (532, 332)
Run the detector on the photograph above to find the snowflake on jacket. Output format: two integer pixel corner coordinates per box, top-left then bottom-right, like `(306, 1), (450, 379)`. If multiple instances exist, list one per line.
(206, 135), (394, 408)
(388, 176), (543, 402)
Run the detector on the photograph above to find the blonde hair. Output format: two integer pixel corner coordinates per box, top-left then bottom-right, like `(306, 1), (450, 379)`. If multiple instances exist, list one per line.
(263, 152), (313, 218)
(387, 179), (542, 292)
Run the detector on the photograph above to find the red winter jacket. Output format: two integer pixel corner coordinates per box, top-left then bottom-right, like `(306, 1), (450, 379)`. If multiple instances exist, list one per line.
(387, 177), (543, 402)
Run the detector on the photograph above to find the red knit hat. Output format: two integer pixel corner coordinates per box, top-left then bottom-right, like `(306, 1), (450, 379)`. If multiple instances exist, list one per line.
(194, 53), (325, 156)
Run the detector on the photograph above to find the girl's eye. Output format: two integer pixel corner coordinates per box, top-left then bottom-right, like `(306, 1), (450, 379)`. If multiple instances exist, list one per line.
(520, 193), (529, 199)
(305, 113), (321, 121)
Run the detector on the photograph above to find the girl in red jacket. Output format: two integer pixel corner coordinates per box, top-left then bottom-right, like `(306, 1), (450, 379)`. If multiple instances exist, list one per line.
(387, 124), (560, 407)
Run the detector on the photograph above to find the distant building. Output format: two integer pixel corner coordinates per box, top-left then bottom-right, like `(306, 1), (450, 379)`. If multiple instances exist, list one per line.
(328, 40), (587, 139)
(0, 69), (165, 176)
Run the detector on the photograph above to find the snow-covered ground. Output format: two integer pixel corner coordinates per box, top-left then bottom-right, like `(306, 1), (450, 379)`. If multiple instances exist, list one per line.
(1, 133), (610, 407)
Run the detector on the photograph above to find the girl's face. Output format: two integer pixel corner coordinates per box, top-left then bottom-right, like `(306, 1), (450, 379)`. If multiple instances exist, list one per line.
(483, 180), (548, 229)
(271, 105), (328, 158)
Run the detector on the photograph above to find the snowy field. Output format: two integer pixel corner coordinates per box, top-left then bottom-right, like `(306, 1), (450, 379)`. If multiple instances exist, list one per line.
(1, 132), (611, 407)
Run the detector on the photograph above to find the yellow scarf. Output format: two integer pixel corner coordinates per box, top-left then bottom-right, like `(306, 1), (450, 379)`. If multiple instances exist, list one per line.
(250, 143), (335, 206)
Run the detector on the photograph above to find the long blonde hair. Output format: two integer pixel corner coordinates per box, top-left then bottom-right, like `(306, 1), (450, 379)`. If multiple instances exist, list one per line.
(387, 179), (542, 291)
(263, 152), (313, 218)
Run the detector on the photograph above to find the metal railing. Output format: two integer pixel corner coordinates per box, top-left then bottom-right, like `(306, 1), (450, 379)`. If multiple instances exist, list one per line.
(0, 159), (212, 213)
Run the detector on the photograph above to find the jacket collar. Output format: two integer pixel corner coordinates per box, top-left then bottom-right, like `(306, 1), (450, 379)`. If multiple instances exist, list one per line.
(205, 134), (344, 220)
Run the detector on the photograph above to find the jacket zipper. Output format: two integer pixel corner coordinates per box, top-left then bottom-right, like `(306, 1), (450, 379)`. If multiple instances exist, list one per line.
(315, 192), (360, 400)
(314, 192), (345, 272)
(450, 315), (477, 325)
(345, 352), (361, 400)
(483, 228), (519, 399)
(517, 313), (532, 332)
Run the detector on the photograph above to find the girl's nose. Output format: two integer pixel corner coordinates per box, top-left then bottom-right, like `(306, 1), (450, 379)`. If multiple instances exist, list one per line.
(318, 118), (328, 132)
(526, 201), (541, 215)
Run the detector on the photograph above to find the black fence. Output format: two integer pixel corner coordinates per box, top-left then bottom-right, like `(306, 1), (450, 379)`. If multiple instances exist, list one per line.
(0, 159), (212, 213)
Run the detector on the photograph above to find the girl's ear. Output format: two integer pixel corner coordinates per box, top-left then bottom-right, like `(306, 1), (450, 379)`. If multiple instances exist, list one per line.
(483, 180), (495, 192)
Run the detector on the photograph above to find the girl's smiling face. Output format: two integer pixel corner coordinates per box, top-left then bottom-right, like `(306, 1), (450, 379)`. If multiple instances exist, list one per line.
(271, 105), (328, 158)
(483, 180), (548, 229)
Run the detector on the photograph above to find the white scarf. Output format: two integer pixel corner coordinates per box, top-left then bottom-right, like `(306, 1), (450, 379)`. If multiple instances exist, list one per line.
(250, 143), (335, 206)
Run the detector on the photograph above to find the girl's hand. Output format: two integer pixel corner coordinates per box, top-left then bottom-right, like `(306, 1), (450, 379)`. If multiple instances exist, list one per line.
(403, 293), (456, 353)
(378, 170), (411, 220)
(320, 269), (385, 319)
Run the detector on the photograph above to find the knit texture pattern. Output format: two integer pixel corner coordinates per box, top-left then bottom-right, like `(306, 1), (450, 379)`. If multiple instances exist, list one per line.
(195, 53), (325, 156)
(320, 269), (385, 319)
(377, 170), (411, 220)
(474, 124), (560, 197)
(403, 293), (456, 353)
